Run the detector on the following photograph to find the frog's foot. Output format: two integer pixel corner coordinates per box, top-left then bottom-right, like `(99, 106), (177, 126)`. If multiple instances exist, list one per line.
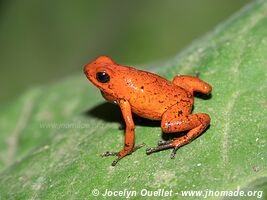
(146, 144), (179, 159)
(157, 140), (173, 146)
(131, 143), (146, 153)
(146, 143), (172, 155)
(100, 151), (118, 157)
(157, 140), (179, 158)
(170, 146), (179, 159)
(101, 143), (145, 166)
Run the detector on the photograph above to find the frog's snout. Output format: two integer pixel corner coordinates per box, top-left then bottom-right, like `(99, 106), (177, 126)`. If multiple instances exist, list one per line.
(83, 63), (91, 78)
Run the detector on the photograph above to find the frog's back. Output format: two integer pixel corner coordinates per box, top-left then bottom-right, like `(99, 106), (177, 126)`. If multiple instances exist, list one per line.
(124, 68), (193, 120)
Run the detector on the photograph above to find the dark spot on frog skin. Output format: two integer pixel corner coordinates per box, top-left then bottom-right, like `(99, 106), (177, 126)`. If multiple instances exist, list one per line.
(141, 86), (144, 90)
(186, 116), (190, 121)
(178, 110), (183, 117)
(180, 99), (190, 103)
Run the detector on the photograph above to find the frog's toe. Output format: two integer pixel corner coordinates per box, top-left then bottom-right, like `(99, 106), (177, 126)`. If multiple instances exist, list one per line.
(158, 140), (165, 146)
(100, 151), (118, 157)
(111, 157), (123, 166)
(146, 142), (174, 155)
(132, 143), (146, 153)
(158, 140), (173, 146)
(146, 147), (160, 155)
(170, 147), (179, 159)
(146, 147), (153, 154)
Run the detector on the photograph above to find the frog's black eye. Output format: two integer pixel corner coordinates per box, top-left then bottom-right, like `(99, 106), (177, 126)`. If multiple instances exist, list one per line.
(96, 71), (110, 83)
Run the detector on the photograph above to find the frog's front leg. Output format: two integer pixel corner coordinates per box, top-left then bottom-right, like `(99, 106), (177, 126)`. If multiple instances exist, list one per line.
(101, 99), (145, 166)
(146, 105), (210, 158)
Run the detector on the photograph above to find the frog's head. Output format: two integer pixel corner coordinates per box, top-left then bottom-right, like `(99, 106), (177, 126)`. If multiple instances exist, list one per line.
(84, 56), (117, 95)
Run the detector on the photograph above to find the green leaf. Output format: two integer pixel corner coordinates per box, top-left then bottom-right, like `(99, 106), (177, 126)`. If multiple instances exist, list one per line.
(0, 0), (267, 199)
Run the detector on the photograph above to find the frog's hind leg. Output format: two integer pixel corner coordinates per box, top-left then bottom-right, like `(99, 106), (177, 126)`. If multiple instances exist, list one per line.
(146, 105), (210, 158)
(172, 75), (212, 95)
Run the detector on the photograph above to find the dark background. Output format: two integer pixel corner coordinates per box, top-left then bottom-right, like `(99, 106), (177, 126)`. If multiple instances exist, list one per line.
(0, 0), (251, 103)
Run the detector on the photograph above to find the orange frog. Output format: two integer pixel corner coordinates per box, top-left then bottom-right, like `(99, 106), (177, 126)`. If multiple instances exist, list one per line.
(84, 56), (212, 166)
